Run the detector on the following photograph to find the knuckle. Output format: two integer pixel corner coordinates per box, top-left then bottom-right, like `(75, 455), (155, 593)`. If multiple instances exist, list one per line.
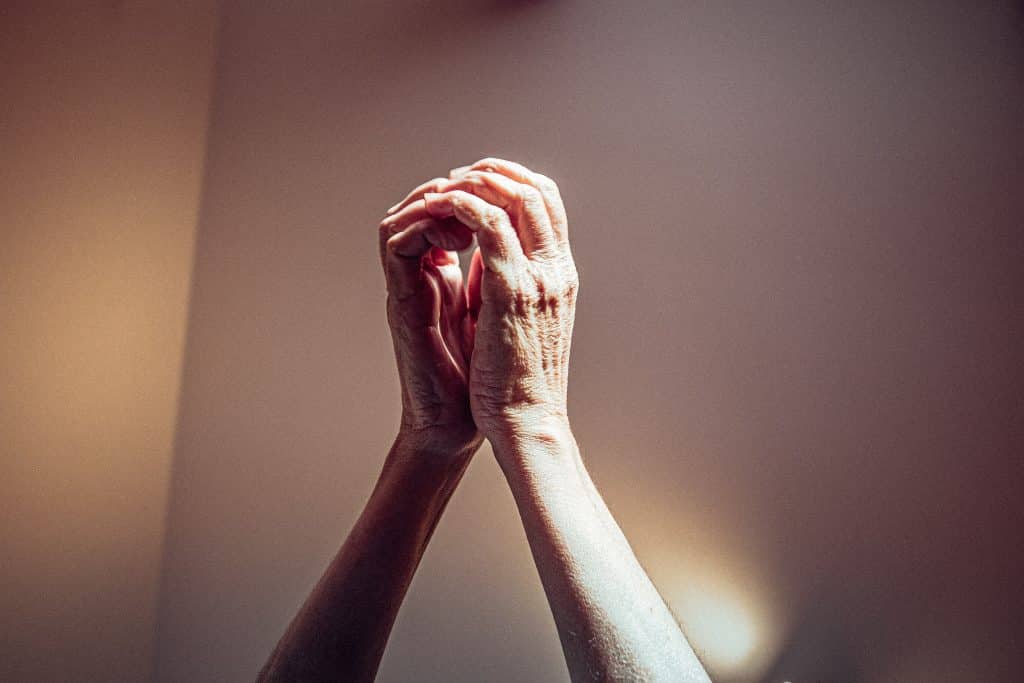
(518, 185), (544, 209)
(539, 263), (578, 299)
(484, 206), (511, 230)
(466, 172), (490, 191)
(535, 173), (559, 194)
(378, 224), (398, 257)
(452, 189), (475, 204)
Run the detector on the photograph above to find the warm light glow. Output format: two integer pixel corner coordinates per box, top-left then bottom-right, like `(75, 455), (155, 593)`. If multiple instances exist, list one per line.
(671, 577), (766, 678)
(623, 492), (784, 680)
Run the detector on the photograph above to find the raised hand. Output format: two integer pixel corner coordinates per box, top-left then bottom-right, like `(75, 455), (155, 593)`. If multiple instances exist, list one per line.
(378, 193), (482, 458)
(259, 180), (492, 683)
(408, 158), (709, 682)
(410, 158), (579, 451)
(264, 159), (708, 683)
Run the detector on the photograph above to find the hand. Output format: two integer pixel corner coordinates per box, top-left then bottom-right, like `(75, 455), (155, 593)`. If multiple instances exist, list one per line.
(420, 158), (578, 451)
(378, 186), (483, 461)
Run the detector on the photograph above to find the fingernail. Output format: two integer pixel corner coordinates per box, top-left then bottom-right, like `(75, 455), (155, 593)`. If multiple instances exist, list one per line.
(449, 165), (471, 177)
(385, 201), (401, 215)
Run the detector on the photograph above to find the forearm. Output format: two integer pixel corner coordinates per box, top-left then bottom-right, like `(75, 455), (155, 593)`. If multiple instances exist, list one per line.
(258, 435), (473, 683)
(493, 420), (710, 683)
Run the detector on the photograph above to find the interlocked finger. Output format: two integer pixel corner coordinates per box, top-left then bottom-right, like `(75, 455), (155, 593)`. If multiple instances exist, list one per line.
(436, 170), (557, 256)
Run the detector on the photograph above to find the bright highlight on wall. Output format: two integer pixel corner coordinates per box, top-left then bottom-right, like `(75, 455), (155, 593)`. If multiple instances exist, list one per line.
(670, 573), (777, 680)
(679, 583), (757, 668)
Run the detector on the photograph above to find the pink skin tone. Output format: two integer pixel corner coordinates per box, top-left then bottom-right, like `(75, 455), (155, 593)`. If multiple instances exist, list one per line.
(259, 158), (710, 683)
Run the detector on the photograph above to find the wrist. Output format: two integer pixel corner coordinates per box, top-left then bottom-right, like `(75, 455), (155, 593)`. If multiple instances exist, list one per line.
(388, 428), (482, 477)
(372, 433), (476, 529)
(487, 411), (578, 473)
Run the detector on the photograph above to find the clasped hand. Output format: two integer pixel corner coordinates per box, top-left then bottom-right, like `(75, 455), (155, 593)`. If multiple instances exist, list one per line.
(261, 157), (708, 683)
(378, 157), (578, 462)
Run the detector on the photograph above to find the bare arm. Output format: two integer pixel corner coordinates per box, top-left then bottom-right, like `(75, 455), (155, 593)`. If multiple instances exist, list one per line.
(492, 424), (709, 682)
(258, 437), (474, 682)
(417, 157), (711, 682)
(258, 180), (484, 682)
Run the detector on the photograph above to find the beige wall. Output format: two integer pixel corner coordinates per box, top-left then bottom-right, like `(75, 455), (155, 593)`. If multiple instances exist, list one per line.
(0, 3), (216, 681)
(155, 2), (1023, 683)
(3, 1), (1023, 682)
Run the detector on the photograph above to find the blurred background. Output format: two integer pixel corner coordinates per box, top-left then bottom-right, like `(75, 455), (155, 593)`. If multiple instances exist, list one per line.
(2, 1), (1022, 681)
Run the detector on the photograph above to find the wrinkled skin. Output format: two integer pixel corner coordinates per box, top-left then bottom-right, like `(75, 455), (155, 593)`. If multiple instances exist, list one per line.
(380, 157), (578, 452)
(262, 160), (707, 683)
(378, 205), (479, 458)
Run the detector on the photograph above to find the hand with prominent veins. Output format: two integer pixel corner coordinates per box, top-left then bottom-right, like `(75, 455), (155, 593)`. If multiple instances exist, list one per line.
(259, 158), (710, 683)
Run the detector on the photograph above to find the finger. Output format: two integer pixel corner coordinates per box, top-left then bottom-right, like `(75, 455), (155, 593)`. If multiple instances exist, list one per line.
(466, 247), (483, 321)
(435, 171), (557, 256)
(434, 257), (469, 369)
(379, 199), (460, 262)
(386, 176), (448, 215)
(379, 198), (431, 253)
(387, 217), (474, 261)
(382, 217), (473, 300)
(380, 216), (435, 300)
(468, 157), (568, 244)
(423, 190), (525, 277)
(448, 164), (472, 178)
